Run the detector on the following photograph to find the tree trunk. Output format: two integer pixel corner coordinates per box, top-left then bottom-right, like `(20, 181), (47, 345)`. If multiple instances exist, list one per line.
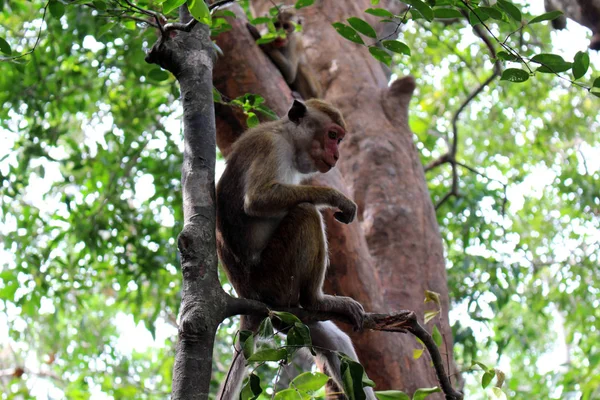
(213, 0), (456, 396)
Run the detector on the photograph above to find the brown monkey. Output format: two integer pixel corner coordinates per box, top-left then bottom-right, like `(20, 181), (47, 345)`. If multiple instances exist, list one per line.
(247, 9), (323, 99)
(216, 99), (376, 399)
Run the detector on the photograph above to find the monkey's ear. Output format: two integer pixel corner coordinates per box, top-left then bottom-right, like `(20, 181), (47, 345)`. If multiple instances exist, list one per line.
(288, 100), (307, 124)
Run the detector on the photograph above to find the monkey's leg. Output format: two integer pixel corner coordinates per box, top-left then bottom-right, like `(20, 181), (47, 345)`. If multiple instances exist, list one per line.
(310, 321), (377, 400)
(216, 315), (261, 399)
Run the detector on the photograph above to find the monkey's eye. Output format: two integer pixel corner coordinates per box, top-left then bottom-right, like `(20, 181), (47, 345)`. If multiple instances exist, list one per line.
(274, 22), (281, 29)
(282, 22), (290, 30)
(337, 138), (343, 145)
(328, 131), (337, 140)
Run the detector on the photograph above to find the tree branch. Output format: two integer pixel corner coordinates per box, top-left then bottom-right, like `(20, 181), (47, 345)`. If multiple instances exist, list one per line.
(226, 296), (463, 400)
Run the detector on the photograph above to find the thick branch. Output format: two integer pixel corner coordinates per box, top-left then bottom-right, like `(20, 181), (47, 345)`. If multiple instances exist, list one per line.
(226, 296), (463, 400)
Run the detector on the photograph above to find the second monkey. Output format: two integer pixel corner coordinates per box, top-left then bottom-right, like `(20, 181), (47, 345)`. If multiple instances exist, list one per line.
(248, 8), (323, 99)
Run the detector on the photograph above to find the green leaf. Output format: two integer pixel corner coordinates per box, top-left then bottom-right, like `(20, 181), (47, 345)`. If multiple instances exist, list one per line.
(49, 0), (65, 18)
(246, 112), (259, 128)
(257, 317), (274, 339)
(482, 370), (494, 388)
(241, 332), (255, 359)
(424, 290), (441, 306)
(591, 91), (600, 98)
(432, 325), (442, 347)
(273, 389), (303, 400)
(247, 348), (288, 362)
(412, 387), (441, 400)
(500, 68), (529, 83)
(92, 0), (107, 11)
(382, 40), (410, 55)
(497, 51), (518, 61)
(290, 371), (329, 392)
(405, 0), (434, 21)
(375, 391), (410, 400)
(572, 51), (589, 80)
(341, 359), (367, 400)
(468, 8), (490, 25)
(433, 8), (463, 19)
(489, 387), (508, 400)
(471, 361), (491, 371)
(424, 310), (439, 324)
(368, 46), (392, 66)
(594, 77), (600, 88)
(97, 22), (116, 38)
(271, 311), (302, 325)
(212, 88), (223, 102)
(365, 8), (394, 18)
(148, 68), (170, 81)
(0, 37), (11, 55)
(479, 6), (503, 20)
(287, 323), (312, 348)
(255, 105), (278, 120)
(295, 0), (314, 9)
(347, 17), (377, 39)
(240, 373), (263, 400)
(497, 0), (521, 22)
(413, 348), (424, 359)
(371, 0), (381, 4)
(212, 9), (236, 18)
(163, 0), (186, 15)
(187, 0), (211, 25)
(529, 10), (563, 24)
(332, 23), (365, 45)
(532, 53), (572, 73)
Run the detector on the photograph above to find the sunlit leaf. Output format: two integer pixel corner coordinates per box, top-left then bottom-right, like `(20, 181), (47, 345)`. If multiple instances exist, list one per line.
(412, 387), (441, 400)
(489, 387), (508, 400)
(247, 348), (288, 362)
(382, 40), (410, 55)
(273, 389), (303, 400)
(271, 310), (302, 325)
(246, 112), (259, 128)
(295, 0), (314, 9)
(148, 68), (170, 81)
(187, 0), (211, 25)
(374, 390), (410, 400)
(432, 325), (443, 347)
(163, 0), (186, 15)
(404, 0), (434, 21)
(290, 371), (329, 392)
(482, 370), (494, 388)
(424, 310), (439, 324)
(413, 348), (424, 359)
(500, 68), (529, 83)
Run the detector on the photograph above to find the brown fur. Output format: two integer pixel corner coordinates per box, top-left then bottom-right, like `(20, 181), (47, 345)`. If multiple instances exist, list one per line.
(248, 11), (323, 99)
(216, 100), (375, 399)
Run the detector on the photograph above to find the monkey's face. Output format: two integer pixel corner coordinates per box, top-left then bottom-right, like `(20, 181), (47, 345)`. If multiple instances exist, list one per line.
(312, 124), (345, 173)
(273, 18), (295, 48)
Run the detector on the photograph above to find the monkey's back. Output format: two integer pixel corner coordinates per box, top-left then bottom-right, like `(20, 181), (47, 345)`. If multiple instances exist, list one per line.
(216, 125), (282, 298)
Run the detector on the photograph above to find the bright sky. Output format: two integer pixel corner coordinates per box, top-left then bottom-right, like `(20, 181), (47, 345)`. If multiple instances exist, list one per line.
(1, 0), (599, 398)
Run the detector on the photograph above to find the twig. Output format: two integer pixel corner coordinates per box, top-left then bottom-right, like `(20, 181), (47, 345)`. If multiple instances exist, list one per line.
(0, 2), (49, 61)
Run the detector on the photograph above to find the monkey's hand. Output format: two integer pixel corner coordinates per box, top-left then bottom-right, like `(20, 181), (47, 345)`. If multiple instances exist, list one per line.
(336, 296), (365, 331)
(334, 197), (357, 224)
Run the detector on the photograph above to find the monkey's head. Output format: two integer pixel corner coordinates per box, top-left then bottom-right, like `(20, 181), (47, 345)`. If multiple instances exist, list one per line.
(272, 10), (297, 48)
(287, 99), (347, 174)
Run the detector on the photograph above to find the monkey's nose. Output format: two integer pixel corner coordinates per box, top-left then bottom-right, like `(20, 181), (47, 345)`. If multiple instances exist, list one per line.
(333, 153), (339, 161)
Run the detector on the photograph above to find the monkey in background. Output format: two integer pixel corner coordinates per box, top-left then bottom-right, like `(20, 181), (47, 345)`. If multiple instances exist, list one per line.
(216, 99), (376, 399)
(247, 9), (323, 99)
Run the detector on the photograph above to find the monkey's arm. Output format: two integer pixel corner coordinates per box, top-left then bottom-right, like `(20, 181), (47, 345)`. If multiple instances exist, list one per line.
(244, 158), (355, 222)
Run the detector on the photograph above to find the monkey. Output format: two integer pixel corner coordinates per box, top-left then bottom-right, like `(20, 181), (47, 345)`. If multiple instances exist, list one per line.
(247, 9), (323, 99)
(215, 99), (376, 400)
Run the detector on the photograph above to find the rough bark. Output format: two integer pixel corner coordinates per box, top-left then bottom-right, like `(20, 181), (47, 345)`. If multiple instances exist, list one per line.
(213, 0), (456, 396)
(146, 11), (230, 400)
